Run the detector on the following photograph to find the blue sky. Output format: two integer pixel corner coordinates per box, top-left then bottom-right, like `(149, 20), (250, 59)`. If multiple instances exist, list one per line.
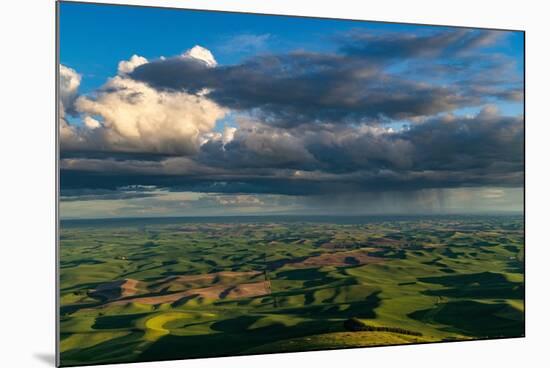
(58, 2), (524, 218)
(60, 2), (523, 96)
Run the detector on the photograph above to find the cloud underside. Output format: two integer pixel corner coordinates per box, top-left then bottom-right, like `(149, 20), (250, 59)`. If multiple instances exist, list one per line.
(60, 105), (524, 195)
(59, 29), (524, 204)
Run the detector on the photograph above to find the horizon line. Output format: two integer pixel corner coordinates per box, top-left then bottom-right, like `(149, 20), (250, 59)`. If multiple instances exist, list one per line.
(60, 211), (524, 222)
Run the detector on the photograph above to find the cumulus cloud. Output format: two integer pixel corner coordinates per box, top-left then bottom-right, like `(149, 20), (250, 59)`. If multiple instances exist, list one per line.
(59, 109), (79, 145)
(117, 54), (148, 75)
(182, 45), (217, 67)
(74, 76), (226, 154)
(60, 52), (227, 155)
(59, 64), (81, 113)
(59, 64), (82, 143)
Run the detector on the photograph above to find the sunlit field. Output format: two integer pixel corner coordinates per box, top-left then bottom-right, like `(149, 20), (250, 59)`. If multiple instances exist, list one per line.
(59, 215), (524, 366)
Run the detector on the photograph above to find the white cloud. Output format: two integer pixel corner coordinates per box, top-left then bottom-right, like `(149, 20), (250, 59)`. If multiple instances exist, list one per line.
(182, 45), (217, 67)
(59, 65), (82, 144)
(215, 194), (264, 206)
(198, 126), (237, 147)
(59, 64), (81, 111)
(76, 76), (226, 154)
(117, 54), (148, 75)
(60, 48), (227, 155)
(223, 126), (237, 145)
(83, 116), (101, 129)
(59, 110), (80, 144)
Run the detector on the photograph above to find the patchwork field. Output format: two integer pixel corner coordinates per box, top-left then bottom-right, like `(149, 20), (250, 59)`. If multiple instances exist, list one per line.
(59, 215), (524, 366)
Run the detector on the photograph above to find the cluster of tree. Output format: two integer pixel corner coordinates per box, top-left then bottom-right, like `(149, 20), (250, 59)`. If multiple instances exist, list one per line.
(343, 317), (423, 337)
(143, 241), (158, 248)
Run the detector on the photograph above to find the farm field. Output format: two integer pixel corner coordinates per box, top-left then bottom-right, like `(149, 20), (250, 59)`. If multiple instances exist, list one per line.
(59, 215), (524, 366)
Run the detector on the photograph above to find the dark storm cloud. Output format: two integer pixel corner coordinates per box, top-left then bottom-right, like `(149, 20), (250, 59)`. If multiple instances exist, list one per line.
(199, 52), (476, 123)
(340, 28), (502, 60)
(129, 57), (465, 125)
(59, 166), (522, 197)
(60, 107), (524, 195)
(197, 123), (415, 174)
(129, 56), (213, 92)
(404, 107), (524, 173)
(328, 108), (523, 178)
(198, 122), (318, 170)
(60, 170), (316, 195)
(129, 29), (515, 126)
(196, 106), (523, 177)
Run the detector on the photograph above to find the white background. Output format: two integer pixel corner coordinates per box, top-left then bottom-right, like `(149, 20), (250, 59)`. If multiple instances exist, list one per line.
(1, 0), (548, 367)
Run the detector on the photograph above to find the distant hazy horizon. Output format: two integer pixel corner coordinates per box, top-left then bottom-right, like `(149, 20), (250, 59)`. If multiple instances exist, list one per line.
(60, 211), (524, 223)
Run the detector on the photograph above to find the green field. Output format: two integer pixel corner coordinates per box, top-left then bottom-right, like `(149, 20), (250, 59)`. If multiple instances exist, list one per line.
(59, 215), (524, 366)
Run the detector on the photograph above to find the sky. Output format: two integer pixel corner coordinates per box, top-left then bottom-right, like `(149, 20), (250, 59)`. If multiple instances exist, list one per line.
(58, 1), (524, 219)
